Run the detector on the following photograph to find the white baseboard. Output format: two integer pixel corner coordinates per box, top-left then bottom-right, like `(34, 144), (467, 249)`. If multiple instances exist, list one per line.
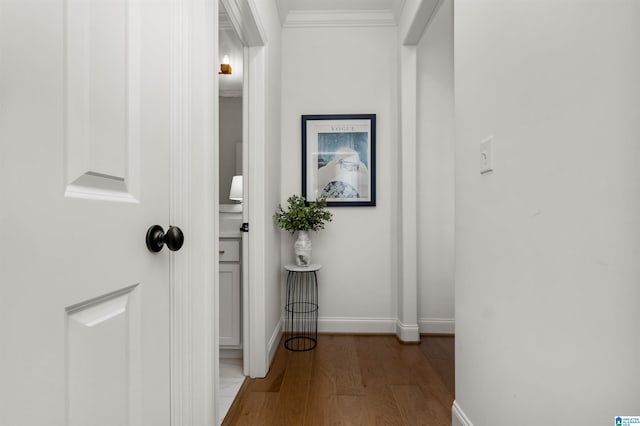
(267, 318), (282, 366)
(452, 400), (473, 426)
(396, 320), (420, 342)
(287, 316), (454, 338)
(418, 317), (455, 334)
(317, 317), (396, 334)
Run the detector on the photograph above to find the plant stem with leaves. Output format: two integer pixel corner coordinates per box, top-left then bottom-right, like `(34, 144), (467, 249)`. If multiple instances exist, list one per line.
(274, 195), (333, 234)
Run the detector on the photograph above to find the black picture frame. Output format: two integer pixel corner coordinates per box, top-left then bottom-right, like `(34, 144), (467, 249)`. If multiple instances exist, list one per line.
(302, 114), (376, 207)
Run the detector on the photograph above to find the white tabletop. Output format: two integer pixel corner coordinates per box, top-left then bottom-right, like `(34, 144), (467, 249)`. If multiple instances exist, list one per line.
(284, 264), (322, 272)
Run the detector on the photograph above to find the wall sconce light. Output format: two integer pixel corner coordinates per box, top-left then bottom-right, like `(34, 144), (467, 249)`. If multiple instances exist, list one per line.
(219, 55), (232, 75)
(229, 175), (243, 202)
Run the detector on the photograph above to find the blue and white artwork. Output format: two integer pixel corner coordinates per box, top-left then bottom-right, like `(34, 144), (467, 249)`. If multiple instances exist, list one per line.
(316, 132), (370, 199)
(302, 114), (376, 206)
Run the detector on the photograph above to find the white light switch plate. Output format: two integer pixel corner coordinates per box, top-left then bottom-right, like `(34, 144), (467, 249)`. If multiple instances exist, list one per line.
(480, 137), (494, 174)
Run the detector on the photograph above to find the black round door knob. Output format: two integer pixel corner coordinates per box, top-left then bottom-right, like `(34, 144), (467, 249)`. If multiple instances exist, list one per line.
(146, 225), (185, 253)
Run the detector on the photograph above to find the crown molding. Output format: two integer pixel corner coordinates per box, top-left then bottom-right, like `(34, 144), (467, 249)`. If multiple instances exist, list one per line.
(282, 9), (397, 28)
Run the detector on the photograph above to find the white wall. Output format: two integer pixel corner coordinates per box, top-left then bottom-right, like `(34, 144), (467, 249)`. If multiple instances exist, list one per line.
(415, 0), (454, 333)
(281, 26), (399, 331)
(454, 0), (640, 423)
(219, 96), (242, 205)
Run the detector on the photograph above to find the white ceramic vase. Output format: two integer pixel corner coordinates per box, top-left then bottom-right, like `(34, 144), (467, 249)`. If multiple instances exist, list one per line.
(294, 230), (312, 266)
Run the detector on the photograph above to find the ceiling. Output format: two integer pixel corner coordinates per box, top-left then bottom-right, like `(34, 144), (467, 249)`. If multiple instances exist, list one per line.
(276, 0), (405, 26)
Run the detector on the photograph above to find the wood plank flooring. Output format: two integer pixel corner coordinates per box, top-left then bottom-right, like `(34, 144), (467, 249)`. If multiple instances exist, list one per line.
(222, 334), (454, 426)
(417, 334), (455, 398)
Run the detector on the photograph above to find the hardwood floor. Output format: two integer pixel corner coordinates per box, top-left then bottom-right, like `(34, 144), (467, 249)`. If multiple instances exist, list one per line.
(418, 335), (455, 398)
(222, 334), (454, 425)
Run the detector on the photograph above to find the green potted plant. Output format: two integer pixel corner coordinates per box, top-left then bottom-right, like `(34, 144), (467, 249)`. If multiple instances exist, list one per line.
(274, 195), (333, 266)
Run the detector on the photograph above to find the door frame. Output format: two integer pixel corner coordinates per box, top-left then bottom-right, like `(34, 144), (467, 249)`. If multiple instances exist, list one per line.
(170, 0), (268, 423)
(220, 0), (270, 379)
(169, 0), (218, 424)
(221, 0), (269, 379)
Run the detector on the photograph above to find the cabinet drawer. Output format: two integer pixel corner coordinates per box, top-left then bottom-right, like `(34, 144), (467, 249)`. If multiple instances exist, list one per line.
(219, 239), (240, 262)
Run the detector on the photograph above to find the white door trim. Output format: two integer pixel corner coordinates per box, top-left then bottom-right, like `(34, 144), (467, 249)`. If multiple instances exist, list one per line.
(396, 0), (446, 344)
(170, 0), (268, 423)
(245, 43), (269, 378)
(221, 0), (269, 379)
(220, 0), (267, 47)
(170, 0), (218, 424)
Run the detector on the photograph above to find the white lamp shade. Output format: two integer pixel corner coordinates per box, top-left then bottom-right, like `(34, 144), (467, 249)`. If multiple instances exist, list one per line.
(229, 175), (243, 201)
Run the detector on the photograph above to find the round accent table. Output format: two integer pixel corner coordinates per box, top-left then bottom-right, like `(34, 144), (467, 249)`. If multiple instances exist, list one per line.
(284, 264), (321, 351)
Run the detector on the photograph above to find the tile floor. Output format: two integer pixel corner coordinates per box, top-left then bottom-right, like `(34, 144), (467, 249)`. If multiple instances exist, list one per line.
(218, 358), (245, 424)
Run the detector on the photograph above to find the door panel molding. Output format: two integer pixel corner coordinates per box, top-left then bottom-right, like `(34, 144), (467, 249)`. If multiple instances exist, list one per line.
(0, 0), (171, 423)
(64, 0), (141, 202)
(66, 284), (141, 426)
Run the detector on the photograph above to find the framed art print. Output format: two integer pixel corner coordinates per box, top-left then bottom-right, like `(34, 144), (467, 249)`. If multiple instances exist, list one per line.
(302, 114), (376, 207)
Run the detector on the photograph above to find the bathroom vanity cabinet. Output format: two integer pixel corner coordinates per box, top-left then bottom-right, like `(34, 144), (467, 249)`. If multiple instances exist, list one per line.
(219, 237), (241, 347)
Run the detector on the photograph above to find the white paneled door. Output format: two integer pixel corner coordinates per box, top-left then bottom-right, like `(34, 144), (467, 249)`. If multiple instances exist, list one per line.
(0, 0), (175, 425)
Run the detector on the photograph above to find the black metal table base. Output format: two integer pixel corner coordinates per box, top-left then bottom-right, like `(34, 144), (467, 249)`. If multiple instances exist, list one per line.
(284, 269), (318, 351)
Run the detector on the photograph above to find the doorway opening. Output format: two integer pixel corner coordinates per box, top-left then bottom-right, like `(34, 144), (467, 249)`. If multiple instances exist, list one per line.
(218, 2), (245, 422)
